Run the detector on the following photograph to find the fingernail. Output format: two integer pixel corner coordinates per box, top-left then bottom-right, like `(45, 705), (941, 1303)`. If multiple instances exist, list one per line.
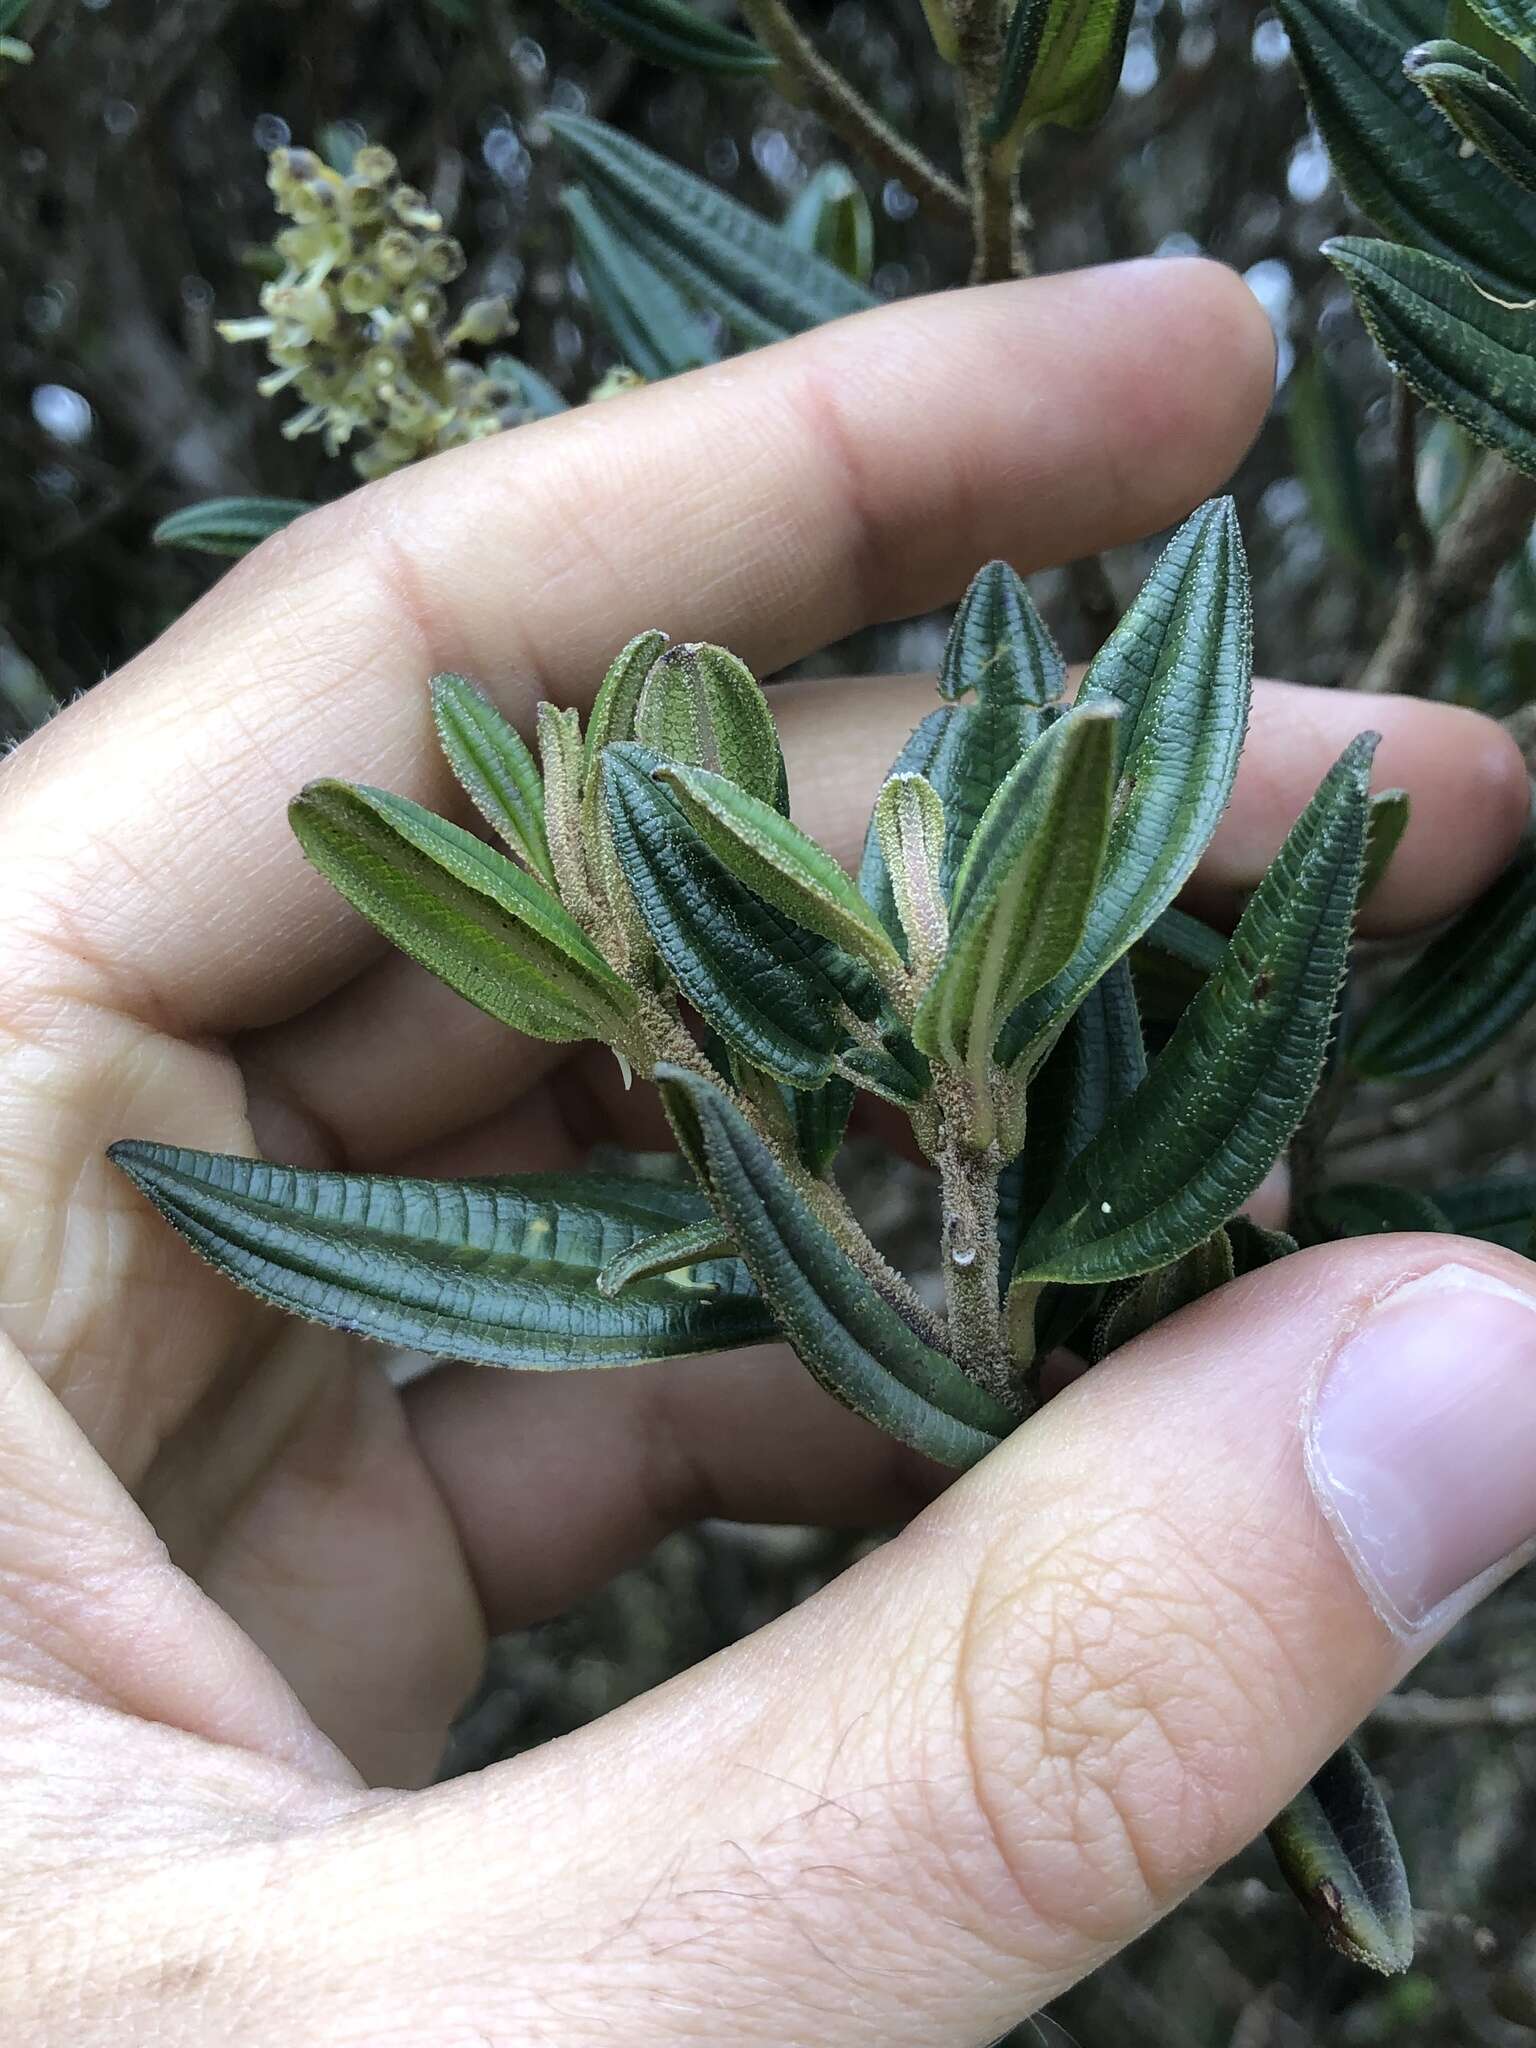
(1307, 1263), (1536, 1636)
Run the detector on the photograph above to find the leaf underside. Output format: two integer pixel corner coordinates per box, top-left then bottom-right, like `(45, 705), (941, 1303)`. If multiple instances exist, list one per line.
(1267, 1743), (1415, 1975)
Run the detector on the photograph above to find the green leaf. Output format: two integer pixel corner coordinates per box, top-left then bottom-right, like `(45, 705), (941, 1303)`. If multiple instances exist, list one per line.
(1225, 1213), (1299, 1276)
(787, 1074), (855, 1175)
(1328, 236), (1536, 474)
(290, 779), (636, 1043)
(1361, 787), (1411, 902)
(658, 763), (901, 978)
(545, 113), (877, 347)
(1268, 1744), (1415, 1975)
(563, 186), (719, 378)
(1013, 735), (1376, 1286)
(1090, 1229), (1234, 1362)
(596, 1215), (737, 1294)
(151, 496), (313, 557)
(1432, 1169), (1536, 1246)
(873, 772), (950, 982)
(584, 631), (670, 772)
(997, 956), (1146, 1282)
(109, 1145), (775, 1366)
(1277, 0), (1536, 298)
(939, 559), (1066, 708)
(1460, 0), (1536, 60)
(1349, 841), (1536, 1078)
(859, 561), (1063, 943)
(1002, 498), (1254, 1063)
(783, 163), (875, 285)
(1405, 39), (1536, 190)
(915, 707), (1120, 1081)
(486, 355), (571, 417)
(430, 673), (556, 887)
(654, 1066), (1017, 1466)
(633, 641), (788, 810)
(602, 745), (858, 1084)
(553, 0), (777, 72)
(988, 0), (1135, 141)
(1305, 1180), (1451, 1239)
(1288, 352), (1388, 573)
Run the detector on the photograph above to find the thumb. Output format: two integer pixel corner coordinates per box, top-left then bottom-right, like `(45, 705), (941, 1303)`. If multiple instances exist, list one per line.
(232, 1239), (1536, 2044)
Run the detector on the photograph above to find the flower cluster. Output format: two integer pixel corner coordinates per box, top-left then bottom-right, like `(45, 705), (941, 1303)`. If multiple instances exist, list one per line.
(219, 144), (518, 481)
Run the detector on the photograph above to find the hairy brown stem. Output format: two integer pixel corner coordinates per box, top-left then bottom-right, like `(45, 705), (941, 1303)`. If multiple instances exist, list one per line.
(736, 0), (968, 225)
(952, 0), (1024, 283)
(1360, 457), (1536, 697)
(932, 1074), (1012, 1401)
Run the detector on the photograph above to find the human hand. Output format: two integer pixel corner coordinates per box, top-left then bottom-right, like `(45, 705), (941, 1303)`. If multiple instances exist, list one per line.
(2, 262), (1534, 2046)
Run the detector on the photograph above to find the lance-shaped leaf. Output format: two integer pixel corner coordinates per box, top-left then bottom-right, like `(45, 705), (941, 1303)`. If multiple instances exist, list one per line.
(1406, 40), (1536, 190)
(1013, 735), (1375, 1286)
(1361, 787), (1410, 901)
(290, 780), (635, 1043)
(939, 558), (1066, 707)
(1267, 1744), (1415, 1974)
(545, 113), (876, 347)
(874, 773), (949, 982)
(788, 1074), (855, 1176)
(783, 163), (875, 284)
(988, 0), (1135, 142)
(596, 1216), (737, 1295)
(1275, 0), (1536, 299)
(997, 956), (1146, 1282)
(1433, 1170), (1536, 1247)
(583, 630), (670, 773)
(1090, 1229), (1234, 1362)
(860, 563), (1061, 940)
(562, 187), (718, 379)
(1002, 499), (1253, 1064)
(1461, 0), (1536, 59)
(915, 707), (1120, 1078)
(603, 745), (856, 1084)
(1327, 237), (1536, 476)
(1288, 352), (1388, 574)
(554, 0), (776, 74)
(633, 641), (788, 810)
(655, 1066), (1016, 1466)
(152, 495), (313, 557)
(109, 1145), (775, 1366)
(1305, 1180), (1451, 1240)
(1349, 841), (1536, 1078)
(431, 673), (555, 886)
(657, 763), (902, 979)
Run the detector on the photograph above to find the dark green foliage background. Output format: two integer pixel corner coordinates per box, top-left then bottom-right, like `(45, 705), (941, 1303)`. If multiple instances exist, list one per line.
(6, 2), (1536, 2040)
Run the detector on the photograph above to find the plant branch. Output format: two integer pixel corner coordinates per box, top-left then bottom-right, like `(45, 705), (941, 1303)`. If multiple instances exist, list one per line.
(952, 0), (1024, 282)
(932, 1073), (1012, 1403)
(1371, 1689), (1536, 1733)
(1359, 455), (1536, 697)
(736, 0), (968, 225)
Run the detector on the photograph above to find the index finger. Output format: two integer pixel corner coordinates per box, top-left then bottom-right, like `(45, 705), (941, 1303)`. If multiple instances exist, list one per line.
(0, 261), (1274, 1036)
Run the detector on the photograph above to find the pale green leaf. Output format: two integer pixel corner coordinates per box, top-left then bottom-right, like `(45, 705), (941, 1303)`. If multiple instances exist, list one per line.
(1013, 734), (1376, 1285)
(290, 779), (635, 1043)
(783, 163), (875, 284)
(1360, 787), (1411, 902)
(655, 1066), (1017, 1466)
(431, 673), (556, 887)
(633, 641), (788, 811)
(915, 706), (1119, 1078)
(1001, 498), (1253, 1063)
(657, 762), (901, 977)
(988, 0), (1135, 140)
(109, 1145), (775, 1366)
(873, 772), (949, 981)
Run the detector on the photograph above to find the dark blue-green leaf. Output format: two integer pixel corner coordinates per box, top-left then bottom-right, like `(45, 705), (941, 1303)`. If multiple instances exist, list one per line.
(563, 186), (718, 378)
(1406, 39), (1536, 190)
(655, 1066), (1016, 1465)
(152, 496), (313, 557)
(545, 112), (876, 347)
(555, 0), (776, 73)
(1268, 1743), (1415, 1974)
(1013, 735), (1375, 1285)
(1349, 841), (1536, 1077)
(109, 1145), (776, 1366)
(1327, 236), (1536, 477)
(1275, 0), (1536, 298)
